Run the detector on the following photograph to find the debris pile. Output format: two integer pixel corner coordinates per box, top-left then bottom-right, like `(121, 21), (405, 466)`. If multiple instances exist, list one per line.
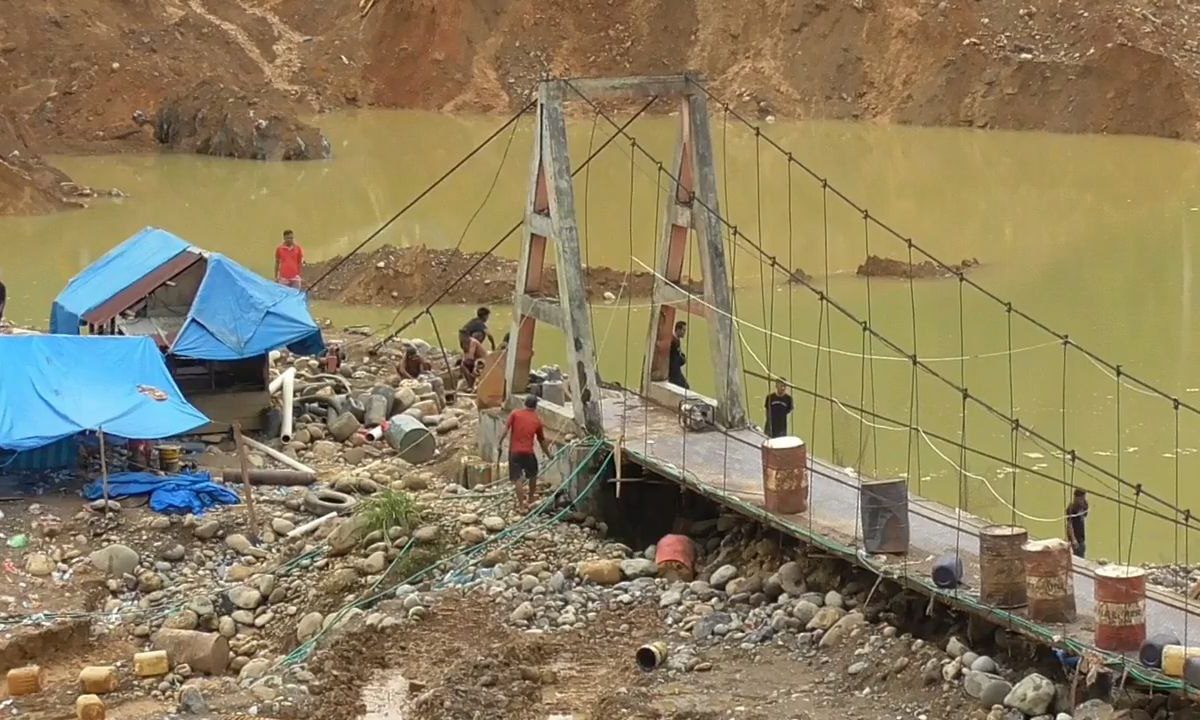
(305, 244), (702, 307)
(857, 254), (981, 279)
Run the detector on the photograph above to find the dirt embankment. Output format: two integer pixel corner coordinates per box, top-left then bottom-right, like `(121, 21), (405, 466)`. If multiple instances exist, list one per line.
(307, 244), (699, 306)
(5, 0), (1200, 214)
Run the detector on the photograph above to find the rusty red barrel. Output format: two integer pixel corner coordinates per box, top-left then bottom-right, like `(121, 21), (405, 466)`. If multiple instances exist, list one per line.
(979, 525), (1029, 608)
(761, 436), (808, 515)
(655, 534), (696, 581)
(1094, 565), (1147, 652)
(1023, 538), (1076, 623)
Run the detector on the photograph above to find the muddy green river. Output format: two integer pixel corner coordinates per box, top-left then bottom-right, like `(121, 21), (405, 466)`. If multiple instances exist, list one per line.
(4, 110), (1200, 562)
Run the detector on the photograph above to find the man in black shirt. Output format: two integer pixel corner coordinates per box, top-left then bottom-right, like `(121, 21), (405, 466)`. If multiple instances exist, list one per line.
(1065, 488), (1088, 558)
(0, 277), (6, 325)
(668, 321), (689, 389)
(458, 307), (495, 353)
(764, 378), (794, 438)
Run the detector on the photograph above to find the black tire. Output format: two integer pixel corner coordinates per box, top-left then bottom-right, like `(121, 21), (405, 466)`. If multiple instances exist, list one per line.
(304, 489), (357, 515)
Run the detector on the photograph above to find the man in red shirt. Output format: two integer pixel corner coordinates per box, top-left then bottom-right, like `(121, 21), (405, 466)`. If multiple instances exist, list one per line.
(274, 229), (304, 289)
(497, 394), (552, 511)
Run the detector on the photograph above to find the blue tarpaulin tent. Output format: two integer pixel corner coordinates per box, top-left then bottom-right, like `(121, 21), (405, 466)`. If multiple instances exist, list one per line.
(50, 227), (324, 360)
(0, 335), (210, 452)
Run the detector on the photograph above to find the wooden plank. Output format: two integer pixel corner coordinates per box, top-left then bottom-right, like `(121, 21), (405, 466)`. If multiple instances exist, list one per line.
(652, 283), (696, 315)
(688, 92), (748, 428)
(541, 81), (604, 436)
(526, 212), (554, 238)
(566, 75), (695, 99)
(232, 423), (260, 542)
(644, 97), (692, 386)
(507, 100), (549, 404)
(517, 294), (565, 328)
(670, 203), (692, 229)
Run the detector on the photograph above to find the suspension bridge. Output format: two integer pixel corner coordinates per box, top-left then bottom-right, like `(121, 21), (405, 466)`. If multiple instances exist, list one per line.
(310, 74), (1200, 691)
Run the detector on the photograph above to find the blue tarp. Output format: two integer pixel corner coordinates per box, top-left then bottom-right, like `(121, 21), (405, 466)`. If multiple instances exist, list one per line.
(51, 227), (193, 335)
(0, 335), (210, 452)
(170, 255), (325, 360)
(50, 227), (324, 360)
(83, 470), (240, 515)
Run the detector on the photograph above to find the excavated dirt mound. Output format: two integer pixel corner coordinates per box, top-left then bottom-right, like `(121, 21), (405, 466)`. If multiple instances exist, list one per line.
(6, 0), (1200, 214)
(856, 254), (979, 279)
(306, 594), (661, 720)
(4, 0), (1200, 152)
(308, 244), (700, 306)
(0, 113), (105, 215)
(151, 80), (330, 161)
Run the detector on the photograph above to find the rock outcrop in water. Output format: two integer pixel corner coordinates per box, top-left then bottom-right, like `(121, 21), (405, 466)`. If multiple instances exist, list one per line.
(856, 255), (979, 280)
(148, 81), (330, 162)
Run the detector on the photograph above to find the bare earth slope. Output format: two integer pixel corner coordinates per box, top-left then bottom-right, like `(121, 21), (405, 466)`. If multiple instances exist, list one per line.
(2, 0), (1200, 211)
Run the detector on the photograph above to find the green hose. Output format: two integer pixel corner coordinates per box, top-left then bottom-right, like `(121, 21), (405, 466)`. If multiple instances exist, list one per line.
(278, 439), (607, 667)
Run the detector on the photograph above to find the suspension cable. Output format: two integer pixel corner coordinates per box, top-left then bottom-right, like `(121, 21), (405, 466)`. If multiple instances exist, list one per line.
(565, 80), (1189, 527)
(684, 78), (1200, 422)
(308, 96), (536, 293)
(372, 94), (659, 350)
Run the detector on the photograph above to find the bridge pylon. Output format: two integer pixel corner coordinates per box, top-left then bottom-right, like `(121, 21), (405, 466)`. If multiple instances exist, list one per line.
(506, 75), (748, 436)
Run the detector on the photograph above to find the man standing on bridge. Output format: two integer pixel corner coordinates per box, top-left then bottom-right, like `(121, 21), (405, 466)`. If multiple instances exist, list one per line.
(669, 321), (689, 389)
(1065, 488), (1088, 558)
(497, 394), (552, 512)
(764, 378), (794, 438)
(274, 229), (304, 289)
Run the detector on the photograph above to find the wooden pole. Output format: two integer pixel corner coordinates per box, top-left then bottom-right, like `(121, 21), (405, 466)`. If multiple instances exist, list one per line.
(98, 428), (110, 515)
(232, 423), (260, 542)
(615, 435), (624, 499)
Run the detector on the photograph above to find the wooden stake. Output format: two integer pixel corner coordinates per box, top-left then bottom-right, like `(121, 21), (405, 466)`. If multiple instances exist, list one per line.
(98, 428), (110, 515)
(232, 423), (259, 542)
(615, 435), (624, 499)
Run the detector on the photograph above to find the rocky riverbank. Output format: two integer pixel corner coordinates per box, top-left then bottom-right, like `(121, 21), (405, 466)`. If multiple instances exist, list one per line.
(0, 334), (1190, 719)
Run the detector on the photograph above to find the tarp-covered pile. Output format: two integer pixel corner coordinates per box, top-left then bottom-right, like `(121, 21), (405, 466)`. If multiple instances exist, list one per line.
(83, 471), (239, 515)
(50, 227), (324, 359)
(0, 335), (210, 451)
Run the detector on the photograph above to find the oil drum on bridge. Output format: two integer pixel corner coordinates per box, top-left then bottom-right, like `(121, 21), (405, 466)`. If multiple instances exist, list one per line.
(979, 525), (1028, 609)
(1022, 538), (1076, 623)
(859, 478), (909, 554)
(1094, 564), (1147, 652)
(761, 436), (808, 515)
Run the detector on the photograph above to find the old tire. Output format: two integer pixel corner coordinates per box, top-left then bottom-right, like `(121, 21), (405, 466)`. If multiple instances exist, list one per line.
(304, 489), (357, 515)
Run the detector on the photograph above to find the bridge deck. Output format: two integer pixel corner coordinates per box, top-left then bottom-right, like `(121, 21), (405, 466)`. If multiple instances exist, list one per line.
(601, 391), (1200, 661)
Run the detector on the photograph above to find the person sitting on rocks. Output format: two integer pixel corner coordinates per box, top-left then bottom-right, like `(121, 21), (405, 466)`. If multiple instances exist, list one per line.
(398, 345), (431, 380)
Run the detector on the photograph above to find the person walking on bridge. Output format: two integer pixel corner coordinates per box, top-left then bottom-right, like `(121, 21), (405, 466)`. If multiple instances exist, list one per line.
(764, 378), (794, 438)
(1065, 488), (1088, 558)
(274, 230), (304, 289)
(669, 321), (689, 389)
(497, 394), (552, 511)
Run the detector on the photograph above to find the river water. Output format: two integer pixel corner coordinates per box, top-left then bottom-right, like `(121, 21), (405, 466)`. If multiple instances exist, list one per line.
(4, 110), (1200, 562)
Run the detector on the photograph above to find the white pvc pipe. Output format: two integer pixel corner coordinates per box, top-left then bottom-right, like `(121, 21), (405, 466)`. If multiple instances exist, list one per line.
(241, 435), (316, 475)
(269, 367), (296, 443)
(269, 366), (295, 393)
(286, 511), (337, 538)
